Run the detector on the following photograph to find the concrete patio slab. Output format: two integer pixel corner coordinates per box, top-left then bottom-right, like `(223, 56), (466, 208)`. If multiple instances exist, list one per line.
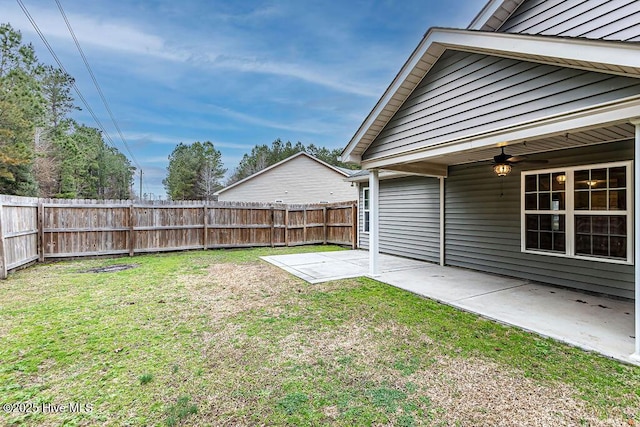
(261, 250), (637, 365)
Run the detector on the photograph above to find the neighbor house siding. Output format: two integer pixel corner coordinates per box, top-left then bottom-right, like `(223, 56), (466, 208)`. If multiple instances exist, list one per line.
(445, 140), (634, 298)
(499, 0), (640, 41)
(360, 176), (440, 263)
(217, 155), (357, 204)
(362, 50), (640, 161)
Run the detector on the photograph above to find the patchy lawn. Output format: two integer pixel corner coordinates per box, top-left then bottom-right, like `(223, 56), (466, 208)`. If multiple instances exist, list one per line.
(0, 246), (638, 426)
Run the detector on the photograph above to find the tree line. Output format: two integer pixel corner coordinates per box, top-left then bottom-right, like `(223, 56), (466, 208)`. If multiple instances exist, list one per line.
(0, 23), (134, 199)
(163, 138), (357, 201)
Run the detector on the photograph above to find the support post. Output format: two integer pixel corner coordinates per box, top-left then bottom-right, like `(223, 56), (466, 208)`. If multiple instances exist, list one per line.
(270, 206), (275, 248)
(0, 204), (6, 279)
(633, 120), (640, 361)
(322, 206), (327, 245)
(351, 203), (357, 250)
(439, 176), (445, 267)
(285, 207), (289, 247)
(369, 169), (380, 276)
(38, 201), (45, 262)
(128, 202), (135, 257)
(203, 204), (208, 250)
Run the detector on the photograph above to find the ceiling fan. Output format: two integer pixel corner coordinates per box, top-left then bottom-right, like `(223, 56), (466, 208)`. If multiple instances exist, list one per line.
(492, 147), (547, 176)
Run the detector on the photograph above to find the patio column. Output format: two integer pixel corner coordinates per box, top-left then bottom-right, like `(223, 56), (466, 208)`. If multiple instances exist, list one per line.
(439, 176), (445, 266)
(634, 120), (640, 361)
(369, 169), (380, 276)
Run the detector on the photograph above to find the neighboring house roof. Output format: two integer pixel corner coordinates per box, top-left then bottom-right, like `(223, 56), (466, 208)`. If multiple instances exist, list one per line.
(340, 27), (640, 164)
(215, 152), (358, 195)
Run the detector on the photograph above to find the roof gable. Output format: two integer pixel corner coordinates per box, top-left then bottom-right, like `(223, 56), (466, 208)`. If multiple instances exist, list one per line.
(216, 152), (352, 195)
(362, 50), (640, 161)
(341, 28), (640, 163)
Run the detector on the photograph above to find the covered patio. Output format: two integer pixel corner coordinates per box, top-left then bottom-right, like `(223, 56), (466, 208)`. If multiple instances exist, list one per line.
(262, 250), (637, 366)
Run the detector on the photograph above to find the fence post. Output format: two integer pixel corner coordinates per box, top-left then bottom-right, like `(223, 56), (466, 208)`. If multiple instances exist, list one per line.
(203, 204), (208, 250)
(351, 203), (357, 250)
(128, 201), (135, 256)
(303, 207), (307, 244)
(270, 206), (274, 248)
(285, 207), (289, 247)
(0, 204), (6, 279)
(38, 201), (45, 262)
(323, 206), (328, 245)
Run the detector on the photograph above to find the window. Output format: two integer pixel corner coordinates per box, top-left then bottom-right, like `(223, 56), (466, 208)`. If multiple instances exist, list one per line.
(362, 187), (370, 232)
(522, 161), (632, 264)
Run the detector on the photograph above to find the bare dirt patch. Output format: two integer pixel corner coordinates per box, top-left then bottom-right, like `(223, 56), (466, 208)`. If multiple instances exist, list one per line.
(82, 264), (138, 273)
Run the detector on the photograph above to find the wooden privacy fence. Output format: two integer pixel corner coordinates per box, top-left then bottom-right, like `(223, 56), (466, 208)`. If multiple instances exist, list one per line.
(0, 195), (357, 278)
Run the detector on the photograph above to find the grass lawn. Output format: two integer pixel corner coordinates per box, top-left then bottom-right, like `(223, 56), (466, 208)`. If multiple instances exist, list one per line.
(1, 246), (639, 426)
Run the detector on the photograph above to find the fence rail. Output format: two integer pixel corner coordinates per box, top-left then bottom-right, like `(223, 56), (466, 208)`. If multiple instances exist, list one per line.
(0, 196), (357, 278)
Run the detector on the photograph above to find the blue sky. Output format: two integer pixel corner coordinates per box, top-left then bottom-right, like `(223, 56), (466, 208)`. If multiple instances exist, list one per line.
(2, 0), (487, 198)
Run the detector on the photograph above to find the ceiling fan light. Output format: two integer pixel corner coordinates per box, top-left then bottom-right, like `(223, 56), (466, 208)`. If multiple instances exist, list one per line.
(556, 174), (566, 184)
(493, 163), (512, 177)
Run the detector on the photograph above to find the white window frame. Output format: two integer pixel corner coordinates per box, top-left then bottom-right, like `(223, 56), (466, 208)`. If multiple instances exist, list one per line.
(362, 187), (370, 233)
(521, 160), (633, 265)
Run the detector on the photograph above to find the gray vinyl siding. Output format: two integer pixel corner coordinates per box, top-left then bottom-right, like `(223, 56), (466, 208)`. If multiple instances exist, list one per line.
(359, 176), (440, 263)
(445, 140), (634, 299)
(499, 0), (640, 41)
(362, 51), (640, 161)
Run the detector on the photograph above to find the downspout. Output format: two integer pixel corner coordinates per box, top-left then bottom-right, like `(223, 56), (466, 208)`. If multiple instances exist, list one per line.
(369, 169), (380, 276)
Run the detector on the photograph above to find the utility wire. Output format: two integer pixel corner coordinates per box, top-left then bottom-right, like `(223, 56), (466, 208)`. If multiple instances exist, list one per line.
(16, 0), (148, 196)
(54, 0), (142, 173)
(16, 0), (118, 151)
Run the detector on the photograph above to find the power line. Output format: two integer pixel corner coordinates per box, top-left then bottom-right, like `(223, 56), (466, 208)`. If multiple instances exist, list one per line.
(16, 0), (148, 196)
(16, 0), (117, 150)
(53, 0), (142, 172)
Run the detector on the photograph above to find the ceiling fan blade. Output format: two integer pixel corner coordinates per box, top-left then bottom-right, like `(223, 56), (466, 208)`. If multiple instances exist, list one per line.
(506, 156), (526, 162)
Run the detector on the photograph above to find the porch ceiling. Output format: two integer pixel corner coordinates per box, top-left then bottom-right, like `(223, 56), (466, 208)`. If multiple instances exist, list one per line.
(378, 122), (635, 174)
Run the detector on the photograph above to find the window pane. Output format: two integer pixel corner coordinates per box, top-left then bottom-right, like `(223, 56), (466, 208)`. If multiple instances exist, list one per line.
(552, 214), (565, 232)
(540, 215), (551, 231)
(525, 175), (537, 192)
(526, 215), (538, 230)
(552, 173), (566, 191)
(539, 193), (550, 210)
(575, 216), (591, 233)
(575, 191), (589, 210)
(591, 190), (607, 210)
(609, 167), (626, 188)
(551, 192), (564, 210)
(591, 168), (606, 184)
(575, 170), (589, 189)
(610, 236), (627, 259)
(553, 233), (565, 252)
(609, 189), (626, 210)
(592, 216), (609, 234)
(592, 235), (609, 257)
(575, 234), (591, 255)
(539, 232), (552, 250)
(525, 194), (537, 210)
(364, 212), (370, 232)
(610, 217), (626, 235)
(526, 231), (538, 249)
(539, 174), (550, 191)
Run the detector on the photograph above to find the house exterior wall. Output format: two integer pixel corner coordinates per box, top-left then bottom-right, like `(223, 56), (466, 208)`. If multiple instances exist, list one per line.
(445, 140), (634, 298)
(362, 50), (640, 161)
(499, 0), (640, 41)
(217, 155), (357, 204)
(359, 176), (440, 263)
